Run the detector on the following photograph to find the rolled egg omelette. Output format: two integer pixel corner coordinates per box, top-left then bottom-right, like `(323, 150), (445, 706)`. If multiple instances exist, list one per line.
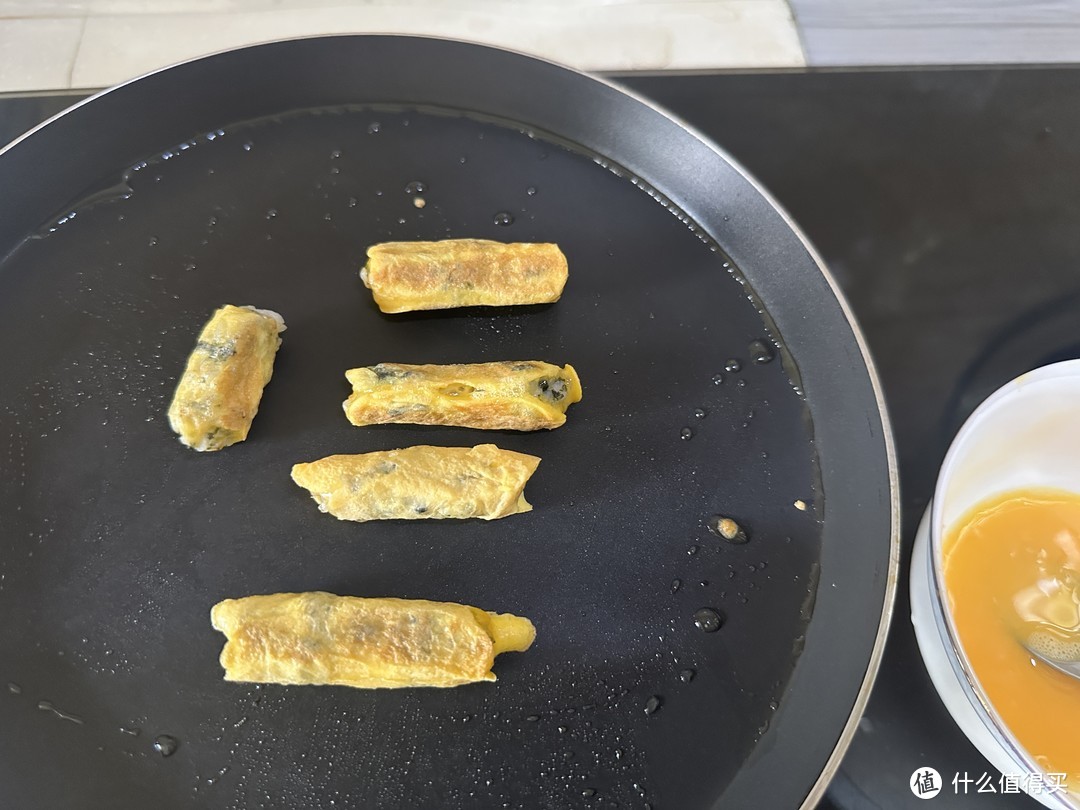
(361, 239), (568, 313)
(291, 444), (541, 522)
(344, 361), (582, 431)
(167, 304), (285, 451)
(211, 592), (535, 688)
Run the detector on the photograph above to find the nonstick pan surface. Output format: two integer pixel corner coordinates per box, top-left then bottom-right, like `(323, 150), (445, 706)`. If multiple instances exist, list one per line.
(0, 36), (897, 809)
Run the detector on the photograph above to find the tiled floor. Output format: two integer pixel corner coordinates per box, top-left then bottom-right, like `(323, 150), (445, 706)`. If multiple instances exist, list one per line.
(0, 1), (805, 93)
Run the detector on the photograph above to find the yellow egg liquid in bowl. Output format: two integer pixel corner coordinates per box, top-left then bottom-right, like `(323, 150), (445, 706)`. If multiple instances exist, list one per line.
(943, 489), (1080, 789)
(915, 360), (1080, 809)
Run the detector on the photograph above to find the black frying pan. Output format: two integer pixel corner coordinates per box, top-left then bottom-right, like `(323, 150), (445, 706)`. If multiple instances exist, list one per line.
(0, 36), (898, 809)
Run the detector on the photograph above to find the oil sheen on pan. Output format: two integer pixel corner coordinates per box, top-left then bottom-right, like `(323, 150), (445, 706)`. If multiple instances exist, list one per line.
(0, 105), (822, 808)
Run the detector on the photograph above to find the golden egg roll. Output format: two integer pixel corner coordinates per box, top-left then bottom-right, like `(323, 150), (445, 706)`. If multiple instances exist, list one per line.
(344, 361), (582, 431)
(167, 304), (285, 451)
(360, 239), (568, 313)
(211, 592), (535, 688)
(291, 444), (540, 522)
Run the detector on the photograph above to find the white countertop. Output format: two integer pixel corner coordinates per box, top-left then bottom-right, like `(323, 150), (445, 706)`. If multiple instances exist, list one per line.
(1, 0), (1079, 93)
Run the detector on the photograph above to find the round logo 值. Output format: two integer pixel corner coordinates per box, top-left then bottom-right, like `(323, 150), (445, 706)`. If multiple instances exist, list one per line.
(910, 767), (943, 799)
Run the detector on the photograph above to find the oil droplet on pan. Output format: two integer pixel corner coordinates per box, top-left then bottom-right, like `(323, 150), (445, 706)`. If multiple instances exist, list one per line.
(493, 211), (515, 226)
(724, 359), (742, 373)
(749, 339), (775, 364)
(693, 607), (723, 633)
(644, 695), (662, 715)
(37, 700), (84, 724)
(680, 427), (693, 440)
(678, 668), (696, 683)
(404, 180), (426, 195)
(6, 682), (21, 695)
(153, 735), (179, 757)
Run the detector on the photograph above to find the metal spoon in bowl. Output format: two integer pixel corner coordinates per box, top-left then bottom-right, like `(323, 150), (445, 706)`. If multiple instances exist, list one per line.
(1023, 629), (1080, 681)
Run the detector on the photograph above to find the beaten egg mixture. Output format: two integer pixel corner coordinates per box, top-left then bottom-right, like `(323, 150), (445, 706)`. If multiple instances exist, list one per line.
(943, 489), (1080, 790)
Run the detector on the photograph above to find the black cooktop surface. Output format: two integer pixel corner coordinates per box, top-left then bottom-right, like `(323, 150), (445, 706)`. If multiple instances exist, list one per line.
(6, 66), (1078, 808)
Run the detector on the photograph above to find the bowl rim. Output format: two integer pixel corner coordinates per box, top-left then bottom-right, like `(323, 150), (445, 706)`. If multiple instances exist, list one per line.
(929, 358), (1080, 808)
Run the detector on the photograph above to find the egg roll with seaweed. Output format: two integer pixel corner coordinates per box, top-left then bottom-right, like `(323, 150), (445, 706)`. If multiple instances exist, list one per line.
(211, 592), (535, 688)
(344, 361), (582, 431)
(290, 444), (540, 522)
(361, 239), (568, 313)
(167, 304), (285, 451)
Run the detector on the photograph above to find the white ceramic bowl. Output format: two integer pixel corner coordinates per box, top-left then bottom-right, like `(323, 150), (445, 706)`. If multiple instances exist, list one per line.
(911, 359), (1080, 809)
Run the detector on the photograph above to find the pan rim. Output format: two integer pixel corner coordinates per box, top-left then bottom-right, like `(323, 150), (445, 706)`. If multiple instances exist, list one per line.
(582, 48), (900, 808)
(0, 34), (900, 808)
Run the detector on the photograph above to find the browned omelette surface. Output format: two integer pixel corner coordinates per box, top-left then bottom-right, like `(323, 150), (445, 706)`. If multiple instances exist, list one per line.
(361, 239), (568, 312)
